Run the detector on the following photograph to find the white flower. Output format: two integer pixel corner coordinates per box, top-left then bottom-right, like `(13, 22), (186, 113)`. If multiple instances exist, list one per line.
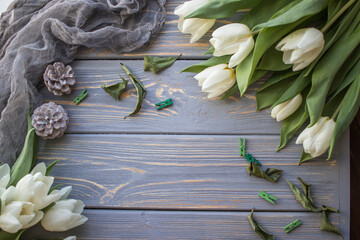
(174, 0), (215, 43)
(15, 170), (63, 211)
(276, 28), (325, 71)
(0, 200), (43, 233)
(41, 199), (88, 232)
(64, 236), (76, 240)
(210, 23), (254, 68)
(296, 117), (336, 158)
(194, 64), (236, 98)
(271, 94), (302, 122)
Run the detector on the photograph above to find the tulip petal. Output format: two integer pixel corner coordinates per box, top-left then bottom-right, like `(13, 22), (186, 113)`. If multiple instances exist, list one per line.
(292, 47), (323, 71)
(22, 211), (44, 229)
(202, 69), (235, 92)
(276, 28), (308, 51)
(0, 213), (22, 233)
(228, 36), (254, 68)
(0, 164), (10, 188)
(296, 117), (328, 144)
(297, 28), (324, 52)
(271, 101), (288, 119)
(212, 39), (240, 56)
(31, 162), (47, 175)
(194, 64), (227, 86)
(181, 18), (215, 43)
(212, 23), (252, 42)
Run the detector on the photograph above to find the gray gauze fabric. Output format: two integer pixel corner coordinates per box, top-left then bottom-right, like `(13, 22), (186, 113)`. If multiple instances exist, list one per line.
(0, 0), (166, 164)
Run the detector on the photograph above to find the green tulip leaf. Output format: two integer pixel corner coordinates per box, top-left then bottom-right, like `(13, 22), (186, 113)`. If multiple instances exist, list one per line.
(256, 70), (298, 110)
(46, 160), (59, 176)
(298, 151), (314, 165)
(328, 75), (360, 159)
(120, 63), (147, 118)
(247, 162), (283, 183)
(320, 205), (342, 235)
(0, 229), (26, 240)
(101, 78), (129, 101)
(306, 7), (360, 126)
(9, 110), (39, 187)
(144, 55), (181, 74)
(203, 46), (214, 55)
(257, 45), (292, 71)
(240, 0), (296, 29)
(328, 0), (345, 19)
(185, 0), (263, 19)
(286, 177), (321, 212)
(253, 0), (328, 30)
(272, 73), (311, 108)
(247, 209), (274, 240)
(180, 55), (231, 73)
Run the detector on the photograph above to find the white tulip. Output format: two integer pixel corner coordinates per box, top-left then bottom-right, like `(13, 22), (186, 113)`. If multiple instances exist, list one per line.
(174, 0), (215, 43)
(210, 23), (254, 68)
(276, 28), (325, 71)
(41, 199), (88, 232)
(296, 117), (336, 158)
(194, 64), (236, 98)
(271, 94), (302, 122)
(0, 200), (43, 233)
(15, 172), (63, 211)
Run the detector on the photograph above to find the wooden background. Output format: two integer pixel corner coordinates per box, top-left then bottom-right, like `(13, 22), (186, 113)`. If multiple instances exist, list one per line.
(24, 0), (352, 239)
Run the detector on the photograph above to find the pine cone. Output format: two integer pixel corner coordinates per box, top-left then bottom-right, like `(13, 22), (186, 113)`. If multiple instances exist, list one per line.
(32, 102), (69, 139)
(43, 62), (76, 96)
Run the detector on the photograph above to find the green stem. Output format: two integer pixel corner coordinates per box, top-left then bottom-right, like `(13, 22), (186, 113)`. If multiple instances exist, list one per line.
(321, 0), (356, 33)
(331, 100), (344, 120)
(252, 28), (262, 36)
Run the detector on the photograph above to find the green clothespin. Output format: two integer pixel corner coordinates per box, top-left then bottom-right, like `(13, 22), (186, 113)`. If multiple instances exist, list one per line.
(284, 219), (302, 233)
(155, 98), (173, 110)
(258, 191), (278, 204)
(74, 89), (88, 105)
(239, 138), (246, 156)
(245, 153), (262, 166)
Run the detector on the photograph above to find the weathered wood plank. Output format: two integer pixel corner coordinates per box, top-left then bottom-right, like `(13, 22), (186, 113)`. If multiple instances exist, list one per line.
(41, 60), (280, 134)
(23, 210), (342, 240)
(37, 134), (340, 210)
(75, 0), (246, 59)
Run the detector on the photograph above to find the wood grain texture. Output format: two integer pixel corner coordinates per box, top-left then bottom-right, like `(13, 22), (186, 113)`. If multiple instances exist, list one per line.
(41, 60), (280, 134)
(23, 210), (342, 240)
(75, 0), (246, 59)
(37, 134), (341, 210)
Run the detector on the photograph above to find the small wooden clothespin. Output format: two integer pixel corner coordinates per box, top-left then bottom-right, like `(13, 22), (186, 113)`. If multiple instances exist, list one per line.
(259, 191), (278, 204)
(155, 98), (173, 110)
(245, 153), (262, 166)
(284, 219), (302, 233)
(74, 89), (88, 105)
(239, 138), (246, 157)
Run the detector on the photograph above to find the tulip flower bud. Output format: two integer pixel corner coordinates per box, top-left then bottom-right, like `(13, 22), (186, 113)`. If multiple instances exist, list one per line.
(296, 116), (336, 158)
(210, 23), (254, 68)
(271, 94), (302, 122)
(41, 199), (88, 232)
(0, 200), (44, 233)
(194, 64), (236, 98)
(15, 171), (63, 211)
(174, 0), (215, 43)
(276, 28), (325, 71)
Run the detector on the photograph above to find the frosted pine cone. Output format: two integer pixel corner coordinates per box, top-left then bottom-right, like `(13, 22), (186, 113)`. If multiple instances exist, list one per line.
(44, 62), (75, 96)
(32, 102), (69, 139)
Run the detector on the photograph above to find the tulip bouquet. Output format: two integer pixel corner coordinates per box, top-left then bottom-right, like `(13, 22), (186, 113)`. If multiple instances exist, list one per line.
(0, 111), (87, 240)
(177, 0), (360, 163)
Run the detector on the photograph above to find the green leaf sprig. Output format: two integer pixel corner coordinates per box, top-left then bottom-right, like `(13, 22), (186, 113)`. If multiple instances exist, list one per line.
(120, 63), (147, 118)
(144, 55), (181, 74)
(247, 208), (274, 240)
(247, 162), (283, 183)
